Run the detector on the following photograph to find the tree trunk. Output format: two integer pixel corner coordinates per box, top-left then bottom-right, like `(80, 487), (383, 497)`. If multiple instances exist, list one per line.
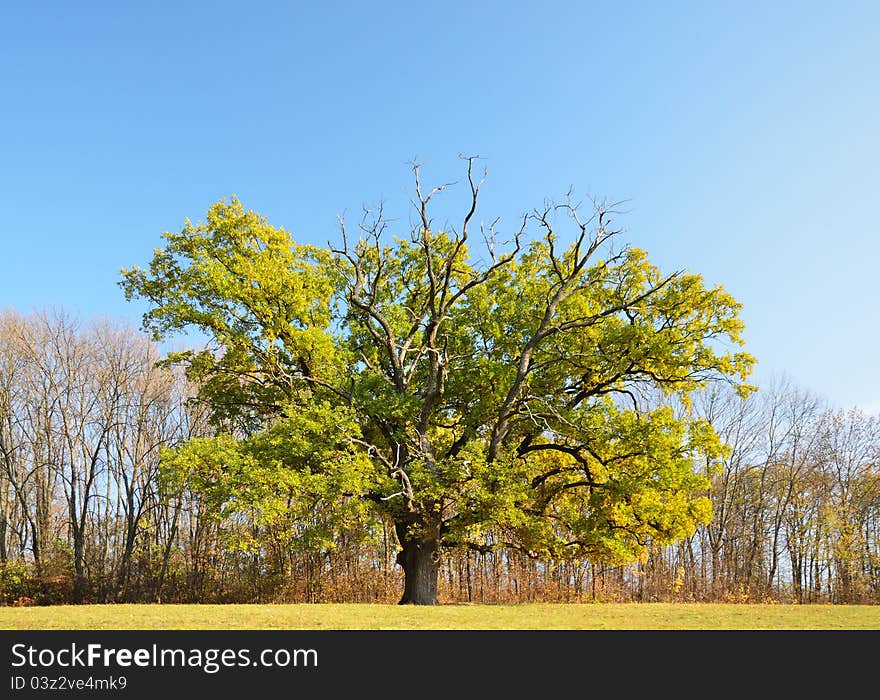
(0, 512), (7, 562)
(72, 527), (86, 603)
(395, 518), (440, 605)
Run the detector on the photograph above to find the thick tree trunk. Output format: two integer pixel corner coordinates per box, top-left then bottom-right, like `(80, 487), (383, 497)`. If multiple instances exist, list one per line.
(395, 518), (440, 605)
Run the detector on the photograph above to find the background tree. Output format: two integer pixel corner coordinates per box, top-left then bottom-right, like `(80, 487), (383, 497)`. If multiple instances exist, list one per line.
(120, 160), (755, 604)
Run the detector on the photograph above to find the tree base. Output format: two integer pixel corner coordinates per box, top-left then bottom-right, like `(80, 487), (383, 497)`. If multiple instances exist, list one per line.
(397, 595), (440, 606)
(397, 536), (440, 606)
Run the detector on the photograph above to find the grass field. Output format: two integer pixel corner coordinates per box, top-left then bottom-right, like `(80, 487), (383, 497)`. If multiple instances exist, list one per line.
(2, 603), (879, 630)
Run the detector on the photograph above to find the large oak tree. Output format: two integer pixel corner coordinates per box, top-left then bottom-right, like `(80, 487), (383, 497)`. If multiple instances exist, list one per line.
(121, 160), (753, 604)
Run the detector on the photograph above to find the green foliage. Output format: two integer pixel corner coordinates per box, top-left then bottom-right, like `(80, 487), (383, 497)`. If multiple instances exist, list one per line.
(0, 561), (31, 605)
(442, 404), (722, 562)
(160, 403), (386, 553)
(122, 171), (755, 573)
(121, 198), (339, 430)
(0, 552), (76, 606)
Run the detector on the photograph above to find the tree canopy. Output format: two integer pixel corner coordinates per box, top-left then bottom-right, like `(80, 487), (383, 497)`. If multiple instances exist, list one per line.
(121, 159), (754, 604)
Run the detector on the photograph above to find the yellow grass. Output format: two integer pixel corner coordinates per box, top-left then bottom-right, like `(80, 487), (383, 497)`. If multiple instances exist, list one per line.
(1, 602), (879, 630)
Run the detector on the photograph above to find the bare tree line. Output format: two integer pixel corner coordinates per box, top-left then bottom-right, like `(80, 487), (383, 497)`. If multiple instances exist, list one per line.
(0, 309), (877, 604)
(0, 309), (203, 603)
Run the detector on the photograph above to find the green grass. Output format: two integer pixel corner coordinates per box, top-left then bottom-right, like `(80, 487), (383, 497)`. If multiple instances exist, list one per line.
(1, 603), (879, 630)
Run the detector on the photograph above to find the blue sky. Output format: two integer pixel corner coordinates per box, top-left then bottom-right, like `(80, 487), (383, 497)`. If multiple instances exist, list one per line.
(1, 2), (877, 413)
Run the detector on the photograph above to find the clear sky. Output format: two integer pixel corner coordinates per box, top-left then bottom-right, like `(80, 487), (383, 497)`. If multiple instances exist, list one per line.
(1, 2), (877, 413)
